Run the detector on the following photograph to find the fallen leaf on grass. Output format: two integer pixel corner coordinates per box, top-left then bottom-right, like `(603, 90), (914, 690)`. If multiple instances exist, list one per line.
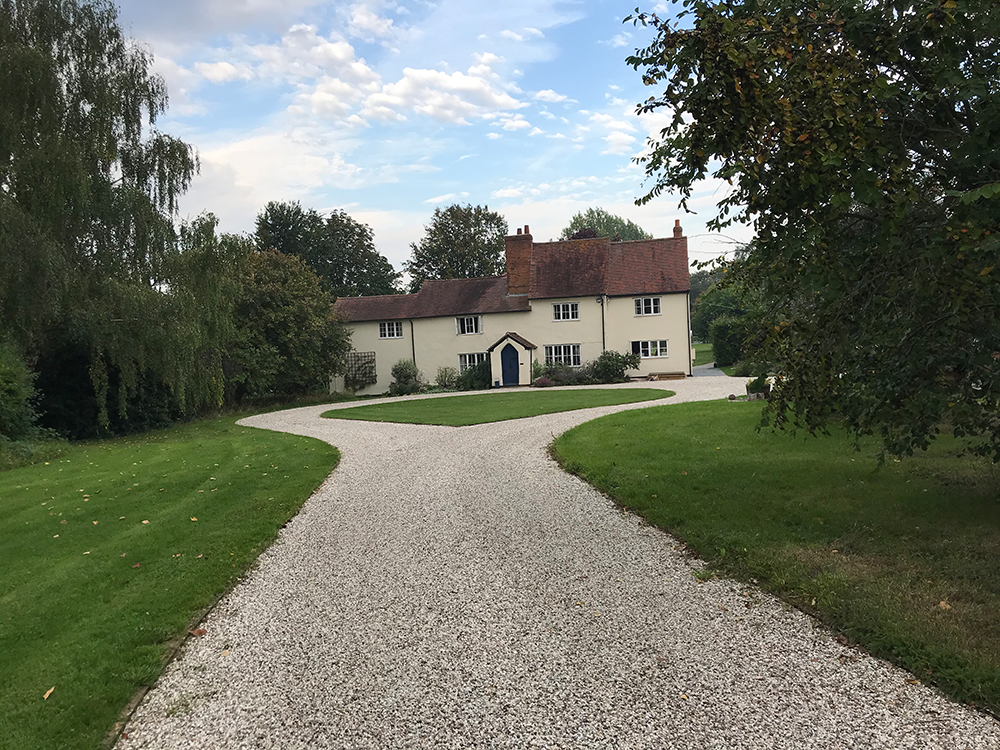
(141, 520), (149, 524)
(221, 650), (230, 657)
(92, 521), (98, 525)
(939, 600), (952, 611)
(189, 628), (207, 637)
(196, 554), (203, 559)
(43, 687), (54, 700)
(119, 516), (125, 520)
(60, 520), (66, 524)
(82, 551), (90, 555)
(132, 562), (141, 569)
(190, 517), (197, 521)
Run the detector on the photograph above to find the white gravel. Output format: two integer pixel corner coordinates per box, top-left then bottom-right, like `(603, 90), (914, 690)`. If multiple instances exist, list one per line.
(117, 378), (1000, 749)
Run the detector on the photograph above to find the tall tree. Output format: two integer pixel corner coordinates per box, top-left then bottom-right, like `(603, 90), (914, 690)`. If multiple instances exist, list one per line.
(559, 208), (652, 241)
(404, 204), (508, 293)
(628, 1), (1000, 459)
(225, 250), (351, 402)
(1, 0), (202, 433)
(255, 201), (399, 297)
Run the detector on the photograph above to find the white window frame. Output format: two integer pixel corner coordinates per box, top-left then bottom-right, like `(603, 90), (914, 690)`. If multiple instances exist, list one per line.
(634, 339), (669, 358)
(544, 344), (582, 367)
(378, 321), (403, 339)
(634, 297), (661, 316)
(552, 302), (580, 321)
(456, 315), (482, 335)
(458, 352), (488, 372)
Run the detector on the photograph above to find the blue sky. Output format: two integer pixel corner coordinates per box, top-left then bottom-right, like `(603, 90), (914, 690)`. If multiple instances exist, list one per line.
(116, 0), (752, 272)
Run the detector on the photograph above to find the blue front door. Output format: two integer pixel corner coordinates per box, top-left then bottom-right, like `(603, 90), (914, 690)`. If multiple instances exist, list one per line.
(501, 344), (519, 386)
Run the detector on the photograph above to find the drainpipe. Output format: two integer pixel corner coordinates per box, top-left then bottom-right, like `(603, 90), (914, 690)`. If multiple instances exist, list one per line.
(598, 295), (606, 351)
(409, 320), (416, 367)
(686, 292), (692, 376)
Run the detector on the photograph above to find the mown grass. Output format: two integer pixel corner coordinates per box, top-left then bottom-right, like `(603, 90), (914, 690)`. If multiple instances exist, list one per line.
(322, 388), (674, 426)
(692, 342), (714, 366)
(0, 415), (338, 750)
(552, 400), (1000, 714)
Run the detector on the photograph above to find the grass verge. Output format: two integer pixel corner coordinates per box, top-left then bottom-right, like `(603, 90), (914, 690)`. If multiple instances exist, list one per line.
(552, 400), (1000, 715)
(0, 414), (338, 750)
(692, 342), (714, 366)
(322, 388), (674, 426)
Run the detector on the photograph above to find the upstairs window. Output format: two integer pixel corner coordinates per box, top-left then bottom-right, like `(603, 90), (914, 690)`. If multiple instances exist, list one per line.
(456, 316), (482, 335)
(379, 321), (403, 339)
(634, 297), (661, 316)
(553, 302), (579, 321)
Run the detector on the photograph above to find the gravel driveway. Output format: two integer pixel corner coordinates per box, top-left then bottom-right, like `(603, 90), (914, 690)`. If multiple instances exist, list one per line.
(118, 379), (1000, 749)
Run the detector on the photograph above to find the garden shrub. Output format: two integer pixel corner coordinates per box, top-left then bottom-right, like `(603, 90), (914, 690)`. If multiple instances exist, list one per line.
(709, 315), (746, 367)
(589, 350), (641, 383)
(0, 340), (37, 440)
(436, 366), (458, 389)
(389, 358), (422, 396)
(455, 360), (491, 391)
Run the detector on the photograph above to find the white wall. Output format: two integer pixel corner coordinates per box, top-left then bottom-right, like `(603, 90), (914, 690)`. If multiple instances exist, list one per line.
(338, 292), (690, 394)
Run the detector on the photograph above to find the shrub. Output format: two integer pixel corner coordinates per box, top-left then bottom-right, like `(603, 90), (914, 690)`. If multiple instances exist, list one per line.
(0, 341), (37, 440)
(532, 376), (555, 387)
(455, 360), (491, 391)
(709, 315), (746, 367)
(389, 358), (422, 396)
(589, 350), (641, 383)
(436, 366), (458, 389)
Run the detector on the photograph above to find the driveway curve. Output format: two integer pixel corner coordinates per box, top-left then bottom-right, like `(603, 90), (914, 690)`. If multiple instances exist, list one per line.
(119, 379), (1000, 749)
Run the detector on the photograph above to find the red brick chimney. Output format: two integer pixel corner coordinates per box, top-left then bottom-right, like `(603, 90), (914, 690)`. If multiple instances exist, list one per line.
(673, 219), (683, 238)
(505, 224), (532, 296)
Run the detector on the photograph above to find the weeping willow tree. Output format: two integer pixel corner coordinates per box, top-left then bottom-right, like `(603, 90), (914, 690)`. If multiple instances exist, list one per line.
(0, 0), (209, 435)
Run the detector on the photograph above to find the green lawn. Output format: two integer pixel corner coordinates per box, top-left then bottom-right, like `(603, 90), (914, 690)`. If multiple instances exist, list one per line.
(552, 400), (1000, 714)
(0, 415), (338, 750)
(693, 342), (714, 366)
(322, 388), (674, 426)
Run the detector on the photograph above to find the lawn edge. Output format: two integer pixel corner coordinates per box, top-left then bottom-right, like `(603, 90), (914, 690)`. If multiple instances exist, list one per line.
(101, 419), (341, 749)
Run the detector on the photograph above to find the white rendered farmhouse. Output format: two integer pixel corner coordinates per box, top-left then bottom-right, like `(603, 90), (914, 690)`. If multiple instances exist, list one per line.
(332, 222), (692, 394)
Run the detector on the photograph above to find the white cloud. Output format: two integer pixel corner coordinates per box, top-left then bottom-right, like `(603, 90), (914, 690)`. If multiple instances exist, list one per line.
(501, 115), (532, 131)
(361, 63), (525, 124)
(524, 27), (544, 38)
(493, 188), (522, 198)
(590, 113), (637, 132)
(533, 89), (569, 103)
(486, 132), (502, 140)
(424, 192), (469, 204)
(602, 33), (631, 48)
(194, 61), (255, 84)
(602, 131), (636, 155)
(529, 127), (544, 136)
(501, 29), (524, 42)
(347, 4), (395, 42)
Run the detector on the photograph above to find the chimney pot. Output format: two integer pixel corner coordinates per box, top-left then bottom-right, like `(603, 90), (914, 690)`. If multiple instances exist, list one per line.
(524, 224), (530, 234)
(516, 228), (522, 235)
(673, 220), (684, 238)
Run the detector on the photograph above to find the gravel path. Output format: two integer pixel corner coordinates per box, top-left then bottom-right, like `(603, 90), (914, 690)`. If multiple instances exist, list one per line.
(118, 379), (1000, 749)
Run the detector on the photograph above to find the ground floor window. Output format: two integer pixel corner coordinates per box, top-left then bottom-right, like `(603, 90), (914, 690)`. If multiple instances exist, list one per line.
(632, 340), (669, 358)
(544, 344), (581, 367)
(459, 352), (488, 372)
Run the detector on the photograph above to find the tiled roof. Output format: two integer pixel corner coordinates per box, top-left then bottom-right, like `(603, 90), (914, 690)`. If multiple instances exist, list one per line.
(334, 233), (689, 322)
(334, 276), (530, 322)
(487, 331), (537, 352)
